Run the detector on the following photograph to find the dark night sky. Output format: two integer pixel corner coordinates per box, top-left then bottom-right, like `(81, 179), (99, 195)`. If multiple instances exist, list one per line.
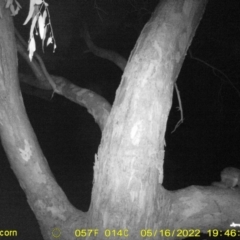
(1, 0), (240, 239)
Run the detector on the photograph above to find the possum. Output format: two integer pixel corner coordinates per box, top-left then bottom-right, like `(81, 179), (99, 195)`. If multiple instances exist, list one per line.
(212, 167), (240, 189)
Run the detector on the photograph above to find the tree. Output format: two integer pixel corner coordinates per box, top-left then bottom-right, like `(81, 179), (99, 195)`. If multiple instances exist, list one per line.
(1, 0), (239, 240)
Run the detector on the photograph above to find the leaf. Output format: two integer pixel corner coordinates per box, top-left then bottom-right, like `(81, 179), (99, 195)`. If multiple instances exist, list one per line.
(8, 0), (21, 16)
(15, 0), (21, 8)
(42, 9), (47, 21)
(42, 24), (48, 51)
(28, 37), (36, 61)
(5, 0), (13, 9)
(43, 1), (48, 7)
(39, 10), (47, 39)
(46, 36), (53, 46)
(30, 13), (38, 39)
(38, 15), (44, 39)
(14, 4), (21, 16)
(34, 0), (43, 4)
(10, 4), (15, 15)
(53, 43), (57, 52)
(23, 0), (42, 25)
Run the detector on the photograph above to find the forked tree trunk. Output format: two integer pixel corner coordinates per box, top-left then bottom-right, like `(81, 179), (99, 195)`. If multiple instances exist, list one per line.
(0, 0), (207, 239)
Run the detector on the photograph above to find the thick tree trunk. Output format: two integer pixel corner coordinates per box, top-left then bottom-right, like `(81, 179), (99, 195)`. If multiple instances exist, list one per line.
(89, 0), (207, 238)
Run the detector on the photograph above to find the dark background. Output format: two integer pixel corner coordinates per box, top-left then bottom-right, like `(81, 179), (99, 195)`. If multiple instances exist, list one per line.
(0, 0), (240, 239)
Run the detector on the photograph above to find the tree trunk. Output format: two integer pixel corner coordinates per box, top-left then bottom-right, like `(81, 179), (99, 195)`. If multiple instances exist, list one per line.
(0, 0), (215, 240)
(89, 0), (207, 238)
(0, 1), (86, 239)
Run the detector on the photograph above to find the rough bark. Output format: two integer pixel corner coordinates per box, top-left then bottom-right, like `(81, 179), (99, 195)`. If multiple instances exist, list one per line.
(2, 1), (238, 240)
(88, 0), (209, 239)
(0, 2), (87, 240)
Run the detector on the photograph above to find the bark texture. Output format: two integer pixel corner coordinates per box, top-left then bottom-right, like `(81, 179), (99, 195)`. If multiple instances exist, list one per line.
(89, 0), (208, 239)
(3, 1), (236, 240)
